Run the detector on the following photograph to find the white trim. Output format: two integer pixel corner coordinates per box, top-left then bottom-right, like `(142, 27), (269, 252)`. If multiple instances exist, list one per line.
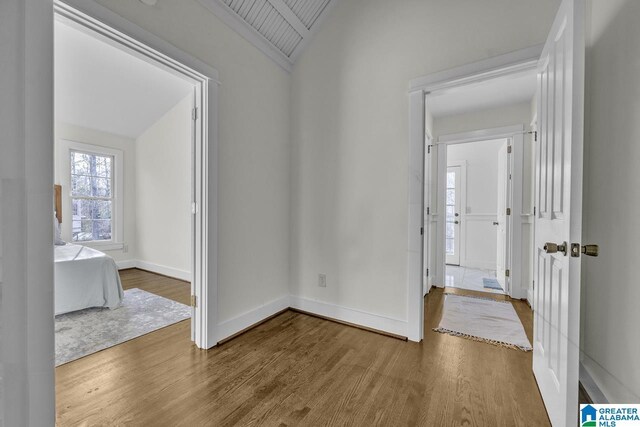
(55, 1), (218, 350)
(409, 44), (543, 93)
(217, 295), (290, 342)
(434, 129), (526, 299)
(55, 1), (220, 83)
(115, 260), (136, 270)
(406, 90), (425, 342)
(135, 260), (191, 282)
(289, 296), (408, 338)
(436, 124), (525, 145)
(56, 139), (124, 246)
(579, 362), (609, 404)
(408, 51), (541, 341)
(195, 0), (293, 72)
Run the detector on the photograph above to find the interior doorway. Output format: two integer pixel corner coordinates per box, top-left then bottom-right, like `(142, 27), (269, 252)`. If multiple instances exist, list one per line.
(53, 1), (217, 351)
(442, 138), (511, 295)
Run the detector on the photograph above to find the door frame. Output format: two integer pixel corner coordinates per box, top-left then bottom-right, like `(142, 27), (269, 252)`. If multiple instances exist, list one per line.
(406, 45), (542, 341)
(54, 0), (220, 349)
(436, 127), (524, 297)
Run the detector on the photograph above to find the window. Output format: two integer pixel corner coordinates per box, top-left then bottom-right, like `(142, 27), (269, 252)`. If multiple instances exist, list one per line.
(70, 150), (114, 242)
(57, 139), (123, 247)
(445, 170), (456, 255)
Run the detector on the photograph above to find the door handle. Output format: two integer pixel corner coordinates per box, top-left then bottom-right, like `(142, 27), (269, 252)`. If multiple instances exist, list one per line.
(454, 221), (459, 224)
(570, 243), (599, 257)
(544, 241), (568, 256)
(493, 221), (499, 226)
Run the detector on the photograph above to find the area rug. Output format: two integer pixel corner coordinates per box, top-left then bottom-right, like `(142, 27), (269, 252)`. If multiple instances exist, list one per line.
(55, 288), (191, 366)
(483, 277), (503, 291)
(434, 293), (532, 351)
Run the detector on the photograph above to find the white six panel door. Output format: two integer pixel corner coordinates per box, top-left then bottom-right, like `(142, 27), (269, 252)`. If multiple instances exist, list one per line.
(533, 0), (585, 425)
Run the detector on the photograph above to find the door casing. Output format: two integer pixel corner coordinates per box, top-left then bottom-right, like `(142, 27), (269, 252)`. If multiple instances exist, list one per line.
(407, 46), (541, 342)
(55, 0), (220, 349)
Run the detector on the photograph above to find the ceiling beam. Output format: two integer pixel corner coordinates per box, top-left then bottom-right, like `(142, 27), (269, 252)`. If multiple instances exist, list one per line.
(197, 0), (293, 72)
(266, 0), (310, 38)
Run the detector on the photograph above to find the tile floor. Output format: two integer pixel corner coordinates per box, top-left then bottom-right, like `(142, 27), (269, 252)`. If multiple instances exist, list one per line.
(445, 265), (505, 294)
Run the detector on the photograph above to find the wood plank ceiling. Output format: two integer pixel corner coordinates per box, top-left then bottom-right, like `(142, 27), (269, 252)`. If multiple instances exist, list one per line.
(197, 0), (334, 71)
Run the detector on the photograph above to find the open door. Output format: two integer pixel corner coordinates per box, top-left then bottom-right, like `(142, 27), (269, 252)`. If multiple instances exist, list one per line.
(533, 0), (585, 425)
(496, 142), (509, 289)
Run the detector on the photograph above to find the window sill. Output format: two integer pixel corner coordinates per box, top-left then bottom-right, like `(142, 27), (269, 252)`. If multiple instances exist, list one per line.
(75, 241), (124, 251)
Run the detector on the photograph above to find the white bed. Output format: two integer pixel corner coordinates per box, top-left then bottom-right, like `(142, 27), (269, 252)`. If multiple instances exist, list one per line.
(54, 244), (124, 315)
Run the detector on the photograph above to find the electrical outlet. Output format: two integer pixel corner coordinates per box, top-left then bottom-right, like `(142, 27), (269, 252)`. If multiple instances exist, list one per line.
(318, 273), (327, 287)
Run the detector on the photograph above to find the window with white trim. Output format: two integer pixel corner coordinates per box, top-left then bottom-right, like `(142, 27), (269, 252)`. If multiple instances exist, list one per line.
(70, 150), (114, 242)
(57, 139), (124, 248)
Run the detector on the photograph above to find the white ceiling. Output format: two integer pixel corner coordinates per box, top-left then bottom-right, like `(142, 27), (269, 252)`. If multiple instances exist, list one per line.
(55, 21), (194, 139)
(197, 0), (335, 71)
(427, 70), (537, 118)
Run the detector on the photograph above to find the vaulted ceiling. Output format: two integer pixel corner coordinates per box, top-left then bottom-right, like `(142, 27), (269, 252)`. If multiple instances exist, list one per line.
(197, 0), (335, 71)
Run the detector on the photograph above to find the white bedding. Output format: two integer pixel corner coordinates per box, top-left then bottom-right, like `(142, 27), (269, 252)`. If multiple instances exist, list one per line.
(54, 244), (124, 315)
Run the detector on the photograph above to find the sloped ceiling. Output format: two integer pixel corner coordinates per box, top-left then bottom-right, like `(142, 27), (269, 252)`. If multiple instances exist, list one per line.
(197, 0), (335, 71)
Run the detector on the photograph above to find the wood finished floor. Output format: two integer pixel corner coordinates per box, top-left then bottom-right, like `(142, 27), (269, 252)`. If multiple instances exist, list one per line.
(56, 270), (550, 426)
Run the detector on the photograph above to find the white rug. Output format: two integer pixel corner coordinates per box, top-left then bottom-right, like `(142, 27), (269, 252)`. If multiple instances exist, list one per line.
(55, 288), (191, 366)
(434, 293), (532, 351)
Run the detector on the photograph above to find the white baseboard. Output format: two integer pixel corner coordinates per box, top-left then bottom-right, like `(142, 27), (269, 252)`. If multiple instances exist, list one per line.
(116, 259), (191, 282)
(136, 260), (191, 282)
(217, 295), (290, 342)
(580, 360), (609, 403)
(115, 260), (136, 270)
(289, 296), (408, 338)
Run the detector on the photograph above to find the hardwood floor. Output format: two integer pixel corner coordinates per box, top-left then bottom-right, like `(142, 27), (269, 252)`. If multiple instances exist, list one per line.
(56, 274), (550, 426)
(119, 268), (191, 305)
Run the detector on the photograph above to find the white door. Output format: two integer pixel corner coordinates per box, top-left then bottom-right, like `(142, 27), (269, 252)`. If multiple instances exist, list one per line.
(533, 0), (585, 425)
(496, 143), (509, 289)
(445, 166), (461, 265)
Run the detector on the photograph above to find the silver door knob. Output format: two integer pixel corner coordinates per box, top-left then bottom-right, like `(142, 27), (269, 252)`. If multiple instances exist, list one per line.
(544, 242), (567, 256)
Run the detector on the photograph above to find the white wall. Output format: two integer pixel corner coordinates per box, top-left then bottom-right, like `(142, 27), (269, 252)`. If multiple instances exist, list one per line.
(290, 0), (559, 329)
(0, 0), (55, 424)
(447, 139), (506, 270)
(54, 122), (137, 263)
(135, 94), (192, 279)
(580, 0), (640, 403)
(81, 0), (292, 327)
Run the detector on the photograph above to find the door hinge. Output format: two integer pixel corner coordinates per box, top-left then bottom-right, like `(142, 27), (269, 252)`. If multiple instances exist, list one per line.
(427, 144), (433, 154)
(426, 268), (430, 277)
(420, 227), (424, 235)
(506, 207), (511, 216)
(534, 206), (536, 215)
(505, 269), (510, 277)
(192, 107), (198, 121)
(190, 295), (197, 308)
(527, 130), (538, 141)
(427, 207), (430, 215)
(507, 145), (512, 154)
(191, 202), (198, 214)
